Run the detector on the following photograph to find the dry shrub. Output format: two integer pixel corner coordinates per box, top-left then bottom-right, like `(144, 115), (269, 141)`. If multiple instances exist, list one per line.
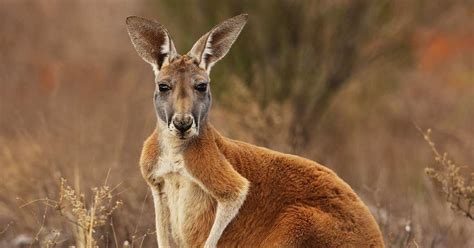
(15, 178), (123, 248)
(56, 178), (123, 248)
(421, 128), (474, 220)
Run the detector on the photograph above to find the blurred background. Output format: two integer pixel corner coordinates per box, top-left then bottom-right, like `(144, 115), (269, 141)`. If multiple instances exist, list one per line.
(0, 0), (473, 247)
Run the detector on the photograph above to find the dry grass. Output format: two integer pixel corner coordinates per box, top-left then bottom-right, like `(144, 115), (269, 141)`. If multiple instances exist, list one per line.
(421, 128), (474, 221)
(1, 0), (474, 247)
(17, 177), (123, 248)
(56, 178), (123, 248)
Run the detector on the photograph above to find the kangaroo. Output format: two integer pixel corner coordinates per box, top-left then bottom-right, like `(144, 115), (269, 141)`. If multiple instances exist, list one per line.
(126, 14), (384, 248)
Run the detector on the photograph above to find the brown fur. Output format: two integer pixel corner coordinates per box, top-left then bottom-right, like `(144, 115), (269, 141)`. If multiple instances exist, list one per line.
(129, 13), (384, 247)
(140, 124), (384, 247)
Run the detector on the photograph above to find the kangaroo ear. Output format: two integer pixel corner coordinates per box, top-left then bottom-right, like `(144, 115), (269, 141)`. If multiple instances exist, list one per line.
(187, 14), (248, 73)
(126, 16), (178, 75)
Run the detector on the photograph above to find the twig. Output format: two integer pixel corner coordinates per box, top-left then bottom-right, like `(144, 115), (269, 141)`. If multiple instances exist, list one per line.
(0, 221), (13, 235)
(133, 189), (149, 235)
(19, 198), (59, 209)
(111, 217), (119, 248)
(31, 205), (49, 248)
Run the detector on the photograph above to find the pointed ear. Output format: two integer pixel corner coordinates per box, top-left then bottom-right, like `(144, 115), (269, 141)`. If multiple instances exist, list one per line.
(187, 14), (248, 73)
(126, 16), (178, 75)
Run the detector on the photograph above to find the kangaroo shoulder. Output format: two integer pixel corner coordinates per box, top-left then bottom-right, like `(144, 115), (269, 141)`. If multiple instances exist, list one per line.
(140, 129), (160, 180)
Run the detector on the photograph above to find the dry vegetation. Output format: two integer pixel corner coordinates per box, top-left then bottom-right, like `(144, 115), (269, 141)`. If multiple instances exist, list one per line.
(421, 128), (474, 221)
(1, 0), (473, 247)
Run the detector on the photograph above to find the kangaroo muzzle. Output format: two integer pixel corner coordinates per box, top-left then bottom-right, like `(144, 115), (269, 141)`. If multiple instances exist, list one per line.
(171, 114), (194, 134)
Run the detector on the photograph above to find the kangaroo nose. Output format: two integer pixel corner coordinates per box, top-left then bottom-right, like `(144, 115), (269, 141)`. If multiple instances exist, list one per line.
(172, 115), (193, 133)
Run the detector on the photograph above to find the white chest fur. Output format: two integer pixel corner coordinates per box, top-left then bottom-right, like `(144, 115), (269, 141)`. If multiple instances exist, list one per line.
(153, 138), (186, 178)
(152, 135), (214, 247)
(163, 173), (214, 246)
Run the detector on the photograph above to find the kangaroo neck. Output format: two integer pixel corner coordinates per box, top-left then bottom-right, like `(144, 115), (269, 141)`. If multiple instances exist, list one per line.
(155, 118), (218, 154)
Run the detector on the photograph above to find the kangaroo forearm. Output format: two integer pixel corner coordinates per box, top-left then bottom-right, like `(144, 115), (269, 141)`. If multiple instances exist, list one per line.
(151, 188), (171, 248)
(184, 131), (250, 247)
(204, 190), (248, 248)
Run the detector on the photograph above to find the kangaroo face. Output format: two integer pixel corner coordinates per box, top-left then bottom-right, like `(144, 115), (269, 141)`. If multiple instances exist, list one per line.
(155, 55), (210, 139)
(126, 14), (247, 139)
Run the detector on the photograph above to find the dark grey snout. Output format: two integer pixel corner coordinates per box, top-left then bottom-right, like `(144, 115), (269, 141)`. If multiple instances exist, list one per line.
(172, 115), (193, 133)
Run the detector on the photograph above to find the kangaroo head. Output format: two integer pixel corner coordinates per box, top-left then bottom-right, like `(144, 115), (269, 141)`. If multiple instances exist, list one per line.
(126, 14), (248, 140)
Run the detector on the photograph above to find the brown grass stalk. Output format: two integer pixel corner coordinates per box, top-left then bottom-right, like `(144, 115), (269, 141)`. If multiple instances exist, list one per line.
(419, 127), (474, 220)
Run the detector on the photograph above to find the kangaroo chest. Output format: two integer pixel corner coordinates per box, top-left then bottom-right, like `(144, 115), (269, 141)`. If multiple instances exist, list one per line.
(154, 146), (215, 246)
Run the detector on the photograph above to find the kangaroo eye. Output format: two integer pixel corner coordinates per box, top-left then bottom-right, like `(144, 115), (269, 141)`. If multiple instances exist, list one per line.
(158, 84), (171, 92)
(195, 83), (208, 92)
